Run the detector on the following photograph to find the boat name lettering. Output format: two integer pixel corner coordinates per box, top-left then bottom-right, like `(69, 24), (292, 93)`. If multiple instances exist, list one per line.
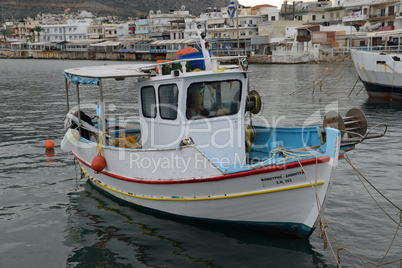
(261, 175), (283, 181)
(285, 170), (304, 178)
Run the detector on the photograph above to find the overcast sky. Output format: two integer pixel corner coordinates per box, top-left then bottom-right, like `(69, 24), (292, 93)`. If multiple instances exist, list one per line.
(237, 0), (284, 8)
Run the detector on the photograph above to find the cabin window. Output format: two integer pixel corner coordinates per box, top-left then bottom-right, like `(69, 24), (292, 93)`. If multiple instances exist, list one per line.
(141, 86), (157, 118)
(159, 84), (178, 120)
(186, 80), (242, 120)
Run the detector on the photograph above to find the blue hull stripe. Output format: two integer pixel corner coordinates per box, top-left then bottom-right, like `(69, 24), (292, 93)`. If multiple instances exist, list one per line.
(362, 81), (402, 99)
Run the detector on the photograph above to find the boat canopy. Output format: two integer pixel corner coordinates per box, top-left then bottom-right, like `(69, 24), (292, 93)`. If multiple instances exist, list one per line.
(63, 64), (151, 79)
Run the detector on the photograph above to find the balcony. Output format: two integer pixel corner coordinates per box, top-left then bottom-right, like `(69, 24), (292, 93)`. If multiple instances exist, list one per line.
(136, 21), (150, 26)
(297, 35), (311, 42)
(342, 14), (368, 22)
(368, 13), (394, 19)
(135, 30), (149, 34)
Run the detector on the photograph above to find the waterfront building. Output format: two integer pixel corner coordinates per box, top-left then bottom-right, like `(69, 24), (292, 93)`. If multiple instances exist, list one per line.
(342, 0), (402, 30)
(135, 19), (150, 39)
(88, 22), (105, 40)
(324, 6), (345, 25)
(65, 39), (105, 52)
(117, 22), (133, 41)
(41, 18), (92, 42)
(11, 18), (40, 41)
(103, 23), (118, 41)
(148, 7), (191, 40)
(279, 0), (332, 25)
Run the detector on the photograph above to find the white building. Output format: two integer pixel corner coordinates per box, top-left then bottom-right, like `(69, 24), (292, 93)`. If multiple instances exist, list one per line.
(41, 18), (92, 42)
(148, 7), (192, 40)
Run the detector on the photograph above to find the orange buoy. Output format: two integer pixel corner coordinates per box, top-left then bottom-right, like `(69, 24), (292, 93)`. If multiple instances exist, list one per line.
(91, 154), (106, 174)
(45, 140), (54, 149)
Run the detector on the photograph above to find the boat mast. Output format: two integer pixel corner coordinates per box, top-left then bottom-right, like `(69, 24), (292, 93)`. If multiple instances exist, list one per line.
(236, 0), (240, 57)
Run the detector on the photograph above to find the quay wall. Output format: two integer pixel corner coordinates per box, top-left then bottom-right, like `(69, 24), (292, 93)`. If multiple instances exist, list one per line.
(1, 50), (351, 63)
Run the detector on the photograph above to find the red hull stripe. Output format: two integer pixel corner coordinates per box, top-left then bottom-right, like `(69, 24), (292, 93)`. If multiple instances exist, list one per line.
(73, 151), (330, 185)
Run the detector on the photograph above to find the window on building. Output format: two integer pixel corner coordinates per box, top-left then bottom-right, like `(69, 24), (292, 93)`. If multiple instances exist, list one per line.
(363, 8), (368, 15)
(271, 16), (276, 21)
(141, 86), (157, 118)
(186, 81), (242, 120)
(249, 31), (253, 35)
(322, 15), (325, 19)
(312, 15), (316, 20)
(380, 8), (385, 17)
(159, 84), (178, 120)
(389, 6), (395, 16)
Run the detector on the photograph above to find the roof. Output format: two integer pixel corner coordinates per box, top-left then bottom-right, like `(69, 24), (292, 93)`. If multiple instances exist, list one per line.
(64, 64), (150, 79)
(368, 0), (398, 6)
(296, 25), (320, 29)
(68, 40), (106, 44)
(366, 29), (402, 37)
(90, 41), (122, 46)
(150, 38), (195, 45)
(251, 4), (277, 9)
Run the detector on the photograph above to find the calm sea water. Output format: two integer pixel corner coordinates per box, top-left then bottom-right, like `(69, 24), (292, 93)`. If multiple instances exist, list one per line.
(1, 58), (401, 267)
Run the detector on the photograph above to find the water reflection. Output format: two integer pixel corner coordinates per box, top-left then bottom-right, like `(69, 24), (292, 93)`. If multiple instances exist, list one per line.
(362, 98), (402, 113)
(64, 164), (329, 267)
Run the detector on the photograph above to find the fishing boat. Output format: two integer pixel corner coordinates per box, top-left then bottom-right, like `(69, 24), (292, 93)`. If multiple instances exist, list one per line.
(351, 49), (402, 100)
(61, 31), (386, 238)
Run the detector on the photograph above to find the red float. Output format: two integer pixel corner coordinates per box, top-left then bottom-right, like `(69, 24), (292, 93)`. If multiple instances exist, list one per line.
(91, 154), (106, 174)
(45, 140), (54, 149)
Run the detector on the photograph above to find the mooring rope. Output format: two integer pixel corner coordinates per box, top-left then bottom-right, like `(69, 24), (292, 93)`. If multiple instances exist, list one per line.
(294, 153), (342, 267)
(288, 149), (402, 266)
(311, 153), (402, 267)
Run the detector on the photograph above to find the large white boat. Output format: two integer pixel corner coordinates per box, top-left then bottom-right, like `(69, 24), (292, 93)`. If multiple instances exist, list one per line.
(61, 33), (386, 238)
(351, 49), (402, 100)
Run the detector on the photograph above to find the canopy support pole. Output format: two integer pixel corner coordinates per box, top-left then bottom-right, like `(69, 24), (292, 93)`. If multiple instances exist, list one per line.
(76, 83), (81, 135)
(65, 77), (70, 113)
(99, 78), (106, 145)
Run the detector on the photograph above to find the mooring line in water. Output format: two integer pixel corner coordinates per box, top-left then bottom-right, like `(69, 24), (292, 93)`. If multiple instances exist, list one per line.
(295, 155), (342, 268)
(322, 62), (355, 94)
(317, 153), (402, 267)
(290, 60), (353, 96)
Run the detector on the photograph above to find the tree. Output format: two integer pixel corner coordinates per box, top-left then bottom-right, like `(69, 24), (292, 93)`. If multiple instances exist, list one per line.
(33, 26), (43, 42)
(30, 31), (35, 43)
(0, 28), (10, 42)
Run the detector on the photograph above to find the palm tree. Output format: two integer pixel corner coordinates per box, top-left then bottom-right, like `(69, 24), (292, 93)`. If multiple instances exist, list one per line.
(0, 28), (10, 42)
(33, 26), (43, 42)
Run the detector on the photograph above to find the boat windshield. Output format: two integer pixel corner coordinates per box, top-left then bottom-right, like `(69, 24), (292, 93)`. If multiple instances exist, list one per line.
(186, 80), (241, 119)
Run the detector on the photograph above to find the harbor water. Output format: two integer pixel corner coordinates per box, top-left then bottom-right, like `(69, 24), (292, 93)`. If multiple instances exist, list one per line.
(1, 58), (401, 267)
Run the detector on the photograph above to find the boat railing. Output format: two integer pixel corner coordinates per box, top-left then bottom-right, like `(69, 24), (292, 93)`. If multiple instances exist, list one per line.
(352, 45), (402, 52)
(136, 55), (246, 75)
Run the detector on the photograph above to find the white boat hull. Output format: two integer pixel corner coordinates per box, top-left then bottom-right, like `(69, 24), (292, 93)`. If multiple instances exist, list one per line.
(351, 49), (402, 100)
(71, 136), (338, 238)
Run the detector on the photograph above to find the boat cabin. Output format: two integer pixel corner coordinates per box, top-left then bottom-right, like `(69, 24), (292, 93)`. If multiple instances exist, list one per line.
(63, 58), (250, 168)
